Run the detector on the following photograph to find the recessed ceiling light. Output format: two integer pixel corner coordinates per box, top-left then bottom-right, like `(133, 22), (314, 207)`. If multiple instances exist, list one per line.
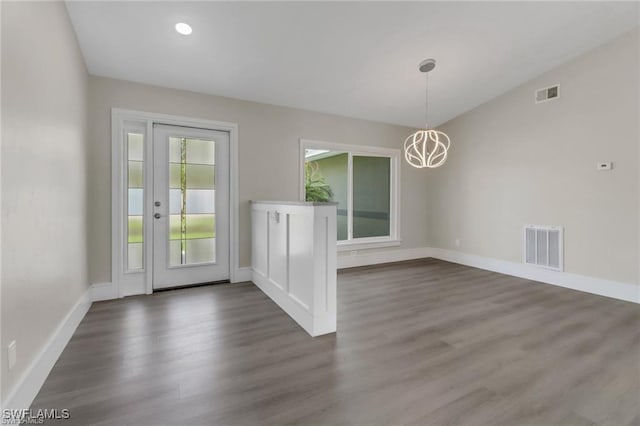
(175, 23), (192, 36)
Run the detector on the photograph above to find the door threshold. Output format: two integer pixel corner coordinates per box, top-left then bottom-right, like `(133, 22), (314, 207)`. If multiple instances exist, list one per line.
(153, 279), (231, 293)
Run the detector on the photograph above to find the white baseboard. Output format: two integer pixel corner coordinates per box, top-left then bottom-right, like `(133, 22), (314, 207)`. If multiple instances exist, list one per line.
(429, 248), (639, 304)
(233, 267), (252, 283)
(336, 245), (638, 304)
(1, 288), (92, 412)
(90, 282), (117, 302)
(338, 247), (432, 269)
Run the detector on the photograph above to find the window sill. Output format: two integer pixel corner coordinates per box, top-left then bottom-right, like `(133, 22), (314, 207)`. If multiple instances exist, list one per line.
(337, 239), (402, 252)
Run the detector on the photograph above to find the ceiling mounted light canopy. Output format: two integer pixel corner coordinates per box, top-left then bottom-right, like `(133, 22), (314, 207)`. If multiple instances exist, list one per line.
(404, 59), (451, 169)
(175, 22), (193, 36)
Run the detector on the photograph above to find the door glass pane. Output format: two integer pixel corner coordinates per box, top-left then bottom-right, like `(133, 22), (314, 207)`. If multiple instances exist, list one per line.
(170, 138), (215, 165)
(352, 156), (390, 238)
(305, 150), (348, 241)
(186, 239), (215, 264)
(128, 161), (143, 188)
(169, 137), (217, 266)
(170, 214), (215, 240)
(170, 164), (215, 189)
(127, 132), (144, 270)
(186, 190), (215, 214)
(128, 133), (144, 161)
(128, 216), (143, 243)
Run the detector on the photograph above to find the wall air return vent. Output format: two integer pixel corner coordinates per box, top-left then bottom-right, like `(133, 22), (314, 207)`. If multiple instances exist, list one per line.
(535, 84), (560, 104)
(524, 225), (563, 271)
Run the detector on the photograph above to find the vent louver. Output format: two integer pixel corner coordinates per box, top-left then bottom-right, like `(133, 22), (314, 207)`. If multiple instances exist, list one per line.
(524, 225), (563, 271)
(535, 85), (560, 104)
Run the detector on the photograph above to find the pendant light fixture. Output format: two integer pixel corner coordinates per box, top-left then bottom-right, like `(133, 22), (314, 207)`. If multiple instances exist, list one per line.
(404, 59), (451, 169)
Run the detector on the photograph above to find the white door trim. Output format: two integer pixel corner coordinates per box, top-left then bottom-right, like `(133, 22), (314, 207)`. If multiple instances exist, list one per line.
(111, 108), (240, 297)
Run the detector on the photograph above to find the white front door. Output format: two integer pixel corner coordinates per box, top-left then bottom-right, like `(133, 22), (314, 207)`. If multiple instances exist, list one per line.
(152, 124), (230, 289)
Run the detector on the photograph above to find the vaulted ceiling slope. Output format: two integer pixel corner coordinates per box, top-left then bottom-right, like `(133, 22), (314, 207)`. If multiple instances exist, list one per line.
(66, 1), (639, 127)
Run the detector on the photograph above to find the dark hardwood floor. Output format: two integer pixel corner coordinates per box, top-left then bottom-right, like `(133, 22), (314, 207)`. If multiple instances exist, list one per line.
(32, 259), (640, 425)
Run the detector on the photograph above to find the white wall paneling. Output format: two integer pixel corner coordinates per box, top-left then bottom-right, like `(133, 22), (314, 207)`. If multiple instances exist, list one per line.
(251, 201), (337, 336)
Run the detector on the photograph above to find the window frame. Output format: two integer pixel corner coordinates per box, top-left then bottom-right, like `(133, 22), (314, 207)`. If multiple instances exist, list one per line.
(299, 139), (401, 251)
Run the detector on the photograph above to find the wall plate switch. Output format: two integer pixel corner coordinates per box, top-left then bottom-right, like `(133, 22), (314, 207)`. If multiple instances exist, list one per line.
(597, 162), (612, 171)
(8, 341), (16, 370)
(455, 239), (460, 247)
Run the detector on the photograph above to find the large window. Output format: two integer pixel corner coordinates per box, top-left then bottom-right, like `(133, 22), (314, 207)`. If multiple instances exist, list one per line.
(300, 140), (399, 250)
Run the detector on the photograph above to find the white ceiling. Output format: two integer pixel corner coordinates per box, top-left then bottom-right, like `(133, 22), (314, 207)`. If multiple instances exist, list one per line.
(66, 1), (639, 127)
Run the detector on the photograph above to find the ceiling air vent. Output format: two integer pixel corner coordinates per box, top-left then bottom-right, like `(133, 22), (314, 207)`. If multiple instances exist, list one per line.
(524, 225), (563, 271)
(535, 84), (560, 104)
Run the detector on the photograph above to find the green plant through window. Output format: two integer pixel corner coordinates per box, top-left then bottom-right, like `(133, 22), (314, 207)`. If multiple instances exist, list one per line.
(305, 161), (334, 202)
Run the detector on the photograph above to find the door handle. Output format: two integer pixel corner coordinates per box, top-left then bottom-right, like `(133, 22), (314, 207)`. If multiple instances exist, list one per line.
(154, 213), (161, 219)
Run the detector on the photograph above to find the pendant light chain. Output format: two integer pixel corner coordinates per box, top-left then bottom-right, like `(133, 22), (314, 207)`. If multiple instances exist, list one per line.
(425, 72), (429, 129)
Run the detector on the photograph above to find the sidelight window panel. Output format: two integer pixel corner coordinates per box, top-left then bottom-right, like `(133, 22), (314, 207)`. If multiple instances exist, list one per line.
(128, 243), (143, 270)
(127, 132), (144, 270)
(127, 216), (143, 243)
(128, 133), (144, 161)
(128, 161), (143, 188)
(128, 188), (143, 215)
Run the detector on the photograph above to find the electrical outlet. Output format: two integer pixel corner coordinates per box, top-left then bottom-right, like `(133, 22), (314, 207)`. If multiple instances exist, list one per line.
(8, 341), (16, 370)
(350, 250), (358, 256)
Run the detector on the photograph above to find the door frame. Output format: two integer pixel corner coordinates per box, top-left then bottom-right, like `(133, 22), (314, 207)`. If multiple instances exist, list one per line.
(111, 108), (239, 297)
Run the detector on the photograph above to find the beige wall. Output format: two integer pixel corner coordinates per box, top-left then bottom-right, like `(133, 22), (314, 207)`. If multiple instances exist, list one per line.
(88, 77), (427, 284)
(1, 1), (89, 400)
(428, 29), (639, 285)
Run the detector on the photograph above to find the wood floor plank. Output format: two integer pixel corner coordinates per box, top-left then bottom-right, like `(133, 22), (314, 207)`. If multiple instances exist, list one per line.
(31, 259), (640, 425)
